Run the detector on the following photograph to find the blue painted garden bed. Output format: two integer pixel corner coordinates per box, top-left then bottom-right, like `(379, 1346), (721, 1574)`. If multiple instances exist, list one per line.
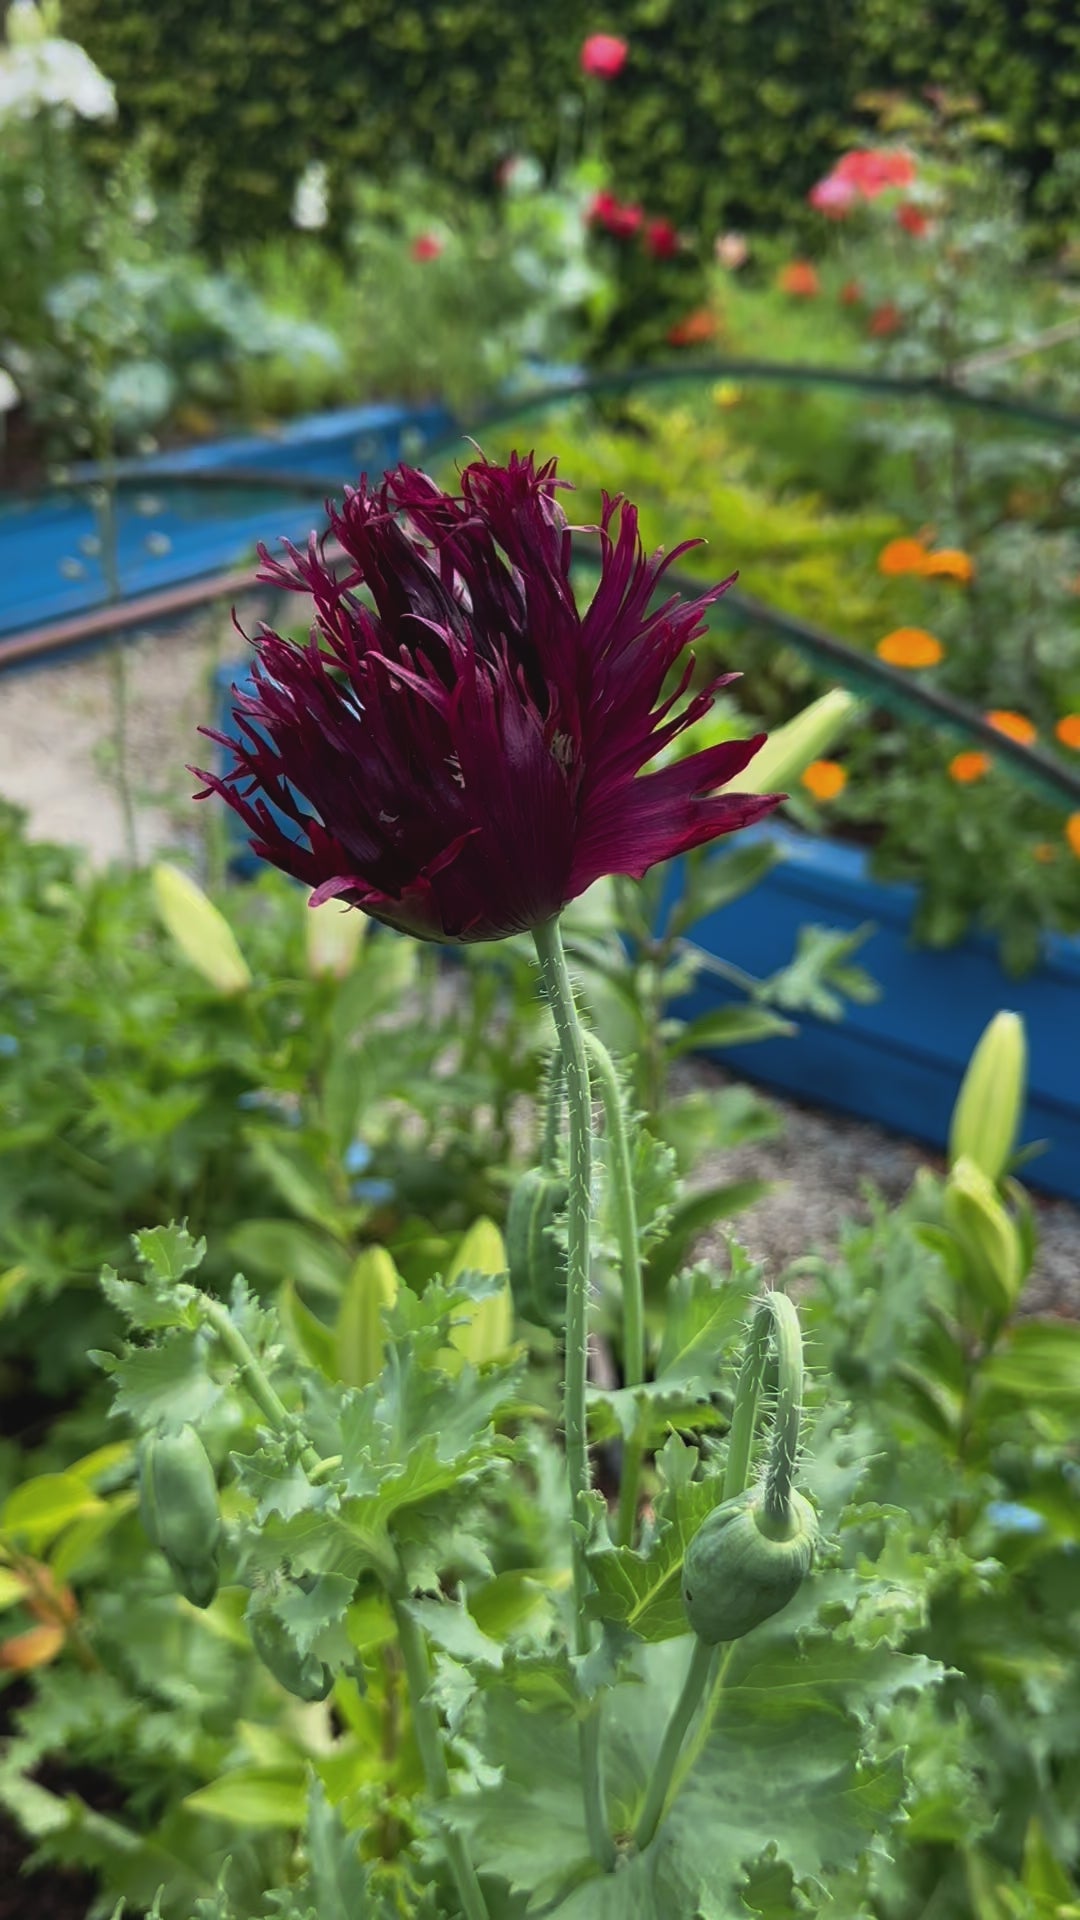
(0, 400), (454, 647)
(671, 823), (1080, 1204)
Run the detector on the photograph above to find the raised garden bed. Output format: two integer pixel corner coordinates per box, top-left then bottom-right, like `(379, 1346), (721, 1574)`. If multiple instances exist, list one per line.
(0, 400), (454, 652)
(671, 823), (1080, 1204)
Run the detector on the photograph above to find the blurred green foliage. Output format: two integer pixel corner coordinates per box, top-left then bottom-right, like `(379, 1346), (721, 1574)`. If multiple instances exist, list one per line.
(63, 0), (1079, 255)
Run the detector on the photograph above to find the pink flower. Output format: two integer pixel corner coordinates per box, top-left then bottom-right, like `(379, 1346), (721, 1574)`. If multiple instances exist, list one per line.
(644, 216), (679, 259)
(714, 231), (748, 270)
(411, 233), (443, 262)
(588, 190), (644, 239)
(833, 148), (916, 198)
(580, 32), (628, 78)
(808, 173), (857, 218)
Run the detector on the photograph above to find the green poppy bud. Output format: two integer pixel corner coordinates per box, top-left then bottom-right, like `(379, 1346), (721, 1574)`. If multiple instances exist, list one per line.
(139, 1426), (222, 1609)
(506, 1168), (568, 1328)
(682, 1488), (817, 1645)
(249, 1609), (334, 1702)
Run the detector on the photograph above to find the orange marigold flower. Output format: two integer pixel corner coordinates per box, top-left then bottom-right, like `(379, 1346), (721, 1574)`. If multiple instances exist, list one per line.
(877, 537), (929, 576)
(1032, 842), (1057, 863)
(949, 751), (990, 784)
(777, 260), (820, 297)
(876, 627), (944, 668)
(1055, 714), (1080, 750)
(801, 759), (847, 801)
(986, 710), (1037, 746)
(922, 548), (975, 583)
(1067, 814), (1080, 858)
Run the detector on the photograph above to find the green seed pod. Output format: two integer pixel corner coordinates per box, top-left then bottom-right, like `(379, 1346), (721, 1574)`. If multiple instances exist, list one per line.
(506, 1168), (568, 1328)
(249, 1609), (334, 1702)
(139, 1427), (222, 1608)
(682, 1488), (817, 1645)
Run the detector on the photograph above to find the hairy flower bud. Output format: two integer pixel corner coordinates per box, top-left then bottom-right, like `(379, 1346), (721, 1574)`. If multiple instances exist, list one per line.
(682, 1488), (817, 1645)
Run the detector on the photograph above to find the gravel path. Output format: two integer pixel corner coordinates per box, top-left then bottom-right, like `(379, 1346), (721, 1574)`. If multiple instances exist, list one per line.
(3, 635), (1077, 1318)
(683, 1057), (1080, 1319)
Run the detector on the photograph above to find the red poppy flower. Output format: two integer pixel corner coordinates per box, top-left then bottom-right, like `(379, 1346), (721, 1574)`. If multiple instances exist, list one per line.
(196, 455), (779, 943)
(868, 302), (903, 337)
(896, 202), (929, 237)
(644, 216), (680, 259)
(833, 148), (916, 197)
(839, 279), (863, 306)
(410, 233), (443, 262)
(777, 260), (820, 297)
(667, 306), (716, 347)
(587, 190), (644, 239)
(580, 33), (628, 78)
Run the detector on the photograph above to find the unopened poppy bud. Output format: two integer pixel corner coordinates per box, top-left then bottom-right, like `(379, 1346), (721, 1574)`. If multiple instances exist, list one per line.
(683, 1488), (817, 1644)
(948, 1011), (1026, 1187)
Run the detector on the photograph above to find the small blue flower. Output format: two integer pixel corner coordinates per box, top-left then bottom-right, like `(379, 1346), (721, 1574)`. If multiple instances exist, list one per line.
(0, 1034), (19, 1058)
(343, 1140), (373, 1175)
(352, 1178), (396, 1206)
(985, 1501), (1045, 1535)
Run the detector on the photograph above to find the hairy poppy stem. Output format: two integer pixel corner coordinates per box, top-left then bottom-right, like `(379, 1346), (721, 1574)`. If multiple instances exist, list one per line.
(582, 1030), (646, 1545)
(533, 916), (615, 1872)
(392, 1599), (492, 1920)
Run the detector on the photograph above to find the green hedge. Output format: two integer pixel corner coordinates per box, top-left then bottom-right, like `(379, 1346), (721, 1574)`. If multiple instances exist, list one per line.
(64, 0), (1078, 251)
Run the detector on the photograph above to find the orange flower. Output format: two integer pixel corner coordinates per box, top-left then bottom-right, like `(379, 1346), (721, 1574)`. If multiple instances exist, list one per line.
(876, 627), (944, 668)
(986, 710), (1037, 746)
(877, 537), (929, 576)
(1067, 814), (1080, 858)
(801, 759), (847, 801)
(1033, 842), (1057, 864)
(868, 302), (902, 337)
(667, 306), (716, 347)
(777, 260), (820, 297)
(922, 548), (975, 583)
(949, 751), (990, 784)
(1055, 714), (1080, 750)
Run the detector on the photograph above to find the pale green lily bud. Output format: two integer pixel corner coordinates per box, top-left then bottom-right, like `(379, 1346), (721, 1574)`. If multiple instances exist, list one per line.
(948, 1011), (1027, 1187)
(943, 1155), (1024, 1317)
(445, 1217), (513, 1366)
(738, 690), (862, 796)
(306, 896), (365, 978)
(151, 864), (252, 996)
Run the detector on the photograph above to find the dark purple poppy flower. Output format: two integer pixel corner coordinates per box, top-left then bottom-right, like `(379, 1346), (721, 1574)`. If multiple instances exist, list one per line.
(195, 453), (781, 942)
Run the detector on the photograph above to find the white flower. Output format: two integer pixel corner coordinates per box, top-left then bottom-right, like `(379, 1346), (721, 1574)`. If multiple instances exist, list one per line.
(0, 366), (20, 411)
(291, 160), (329, 232)
(0, 34), (116, 120)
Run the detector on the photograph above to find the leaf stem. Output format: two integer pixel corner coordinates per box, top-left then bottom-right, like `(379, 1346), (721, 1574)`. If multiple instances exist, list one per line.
(532, 915), (615, 1872)
(633, 1636), (717, 1851)
(392, 1599), (491, 1920)
(198, 1295), (322, 1478)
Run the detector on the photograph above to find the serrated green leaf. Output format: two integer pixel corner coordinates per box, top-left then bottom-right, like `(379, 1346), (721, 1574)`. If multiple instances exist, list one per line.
(132, 1224), (207, 1284)
(272, 1573), (356, 1657)
(406, 1595), (504, 1670)
(96, 1330), (222, 1431)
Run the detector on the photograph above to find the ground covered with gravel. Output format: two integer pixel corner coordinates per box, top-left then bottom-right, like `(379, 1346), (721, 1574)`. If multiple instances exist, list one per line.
(3, 634), (1077, 1320)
